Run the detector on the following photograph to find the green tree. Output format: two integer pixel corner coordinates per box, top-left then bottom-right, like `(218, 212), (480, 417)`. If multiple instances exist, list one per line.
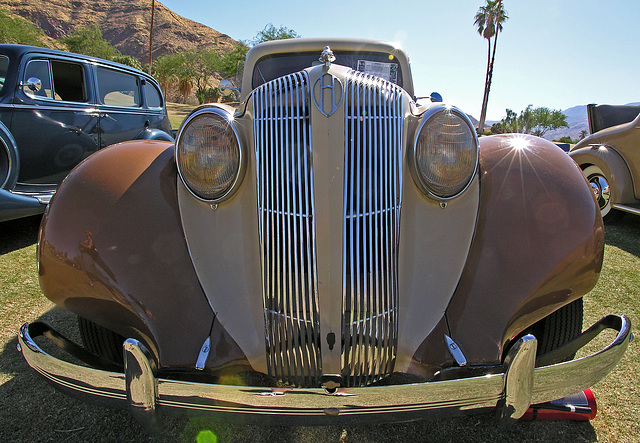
(191, 50), (222, 104)
(111, 55), (143, 70)
(579, 129), (588, 140)
(493, 105), (568, 137)
(153, 53), (183, 93)
(555, 136), (575, 144)
(0, 8), (47, 46)
(218, 43), (249, 79)
(250, 23), (300, 45)
(61, 26), (120, 60)
(530, 107), (568, 137)
(474, 0), (508, 134)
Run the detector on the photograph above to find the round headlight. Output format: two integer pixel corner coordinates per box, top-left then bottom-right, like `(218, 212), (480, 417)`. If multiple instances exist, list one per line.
(412, 106), (478, 199)
(176, 109), (242, 202)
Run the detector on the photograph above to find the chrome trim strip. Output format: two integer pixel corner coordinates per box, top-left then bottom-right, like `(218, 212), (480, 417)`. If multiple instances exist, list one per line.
(8, 189), (54, 204)
(18, 315), (631, 426)
(0, 103), (165, 115)
(612, 204), (640, 216)
(253, 72), (322, 387)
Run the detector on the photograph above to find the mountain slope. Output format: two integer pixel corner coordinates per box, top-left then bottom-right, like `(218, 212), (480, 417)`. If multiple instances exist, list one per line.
(0, 0), (238, 62)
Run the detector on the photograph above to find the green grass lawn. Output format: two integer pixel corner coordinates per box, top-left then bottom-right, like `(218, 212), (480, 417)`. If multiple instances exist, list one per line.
(166, 102), (196, 130)
(0, 215), (637, 442)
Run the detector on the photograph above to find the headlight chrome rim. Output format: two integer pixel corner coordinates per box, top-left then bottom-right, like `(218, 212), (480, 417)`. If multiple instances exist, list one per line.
(176, 107), (244, 203)
(411, 106), (479, 201)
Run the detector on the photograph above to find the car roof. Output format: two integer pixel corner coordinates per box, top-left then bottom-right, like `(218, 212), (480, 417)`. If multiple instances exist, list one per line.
(0, 44), (151, 78)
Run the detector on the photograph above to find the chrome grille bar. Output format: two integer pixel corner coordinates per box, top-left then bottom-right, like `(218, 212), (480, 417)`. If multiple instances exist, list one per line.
(342, 71), (403, 387)
(253, 72), (322, 387)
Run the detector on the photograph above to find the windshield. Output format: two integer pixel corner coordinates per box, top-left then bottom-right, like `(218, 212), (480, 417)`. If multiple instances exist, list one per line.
(252, 51), (403, 90)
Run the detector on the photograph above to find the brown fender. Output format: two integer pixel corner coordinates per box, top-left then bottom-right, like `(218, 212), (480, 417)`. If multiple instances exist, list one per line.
(444, 134), (604, 364)
(38, 140), (249, 372)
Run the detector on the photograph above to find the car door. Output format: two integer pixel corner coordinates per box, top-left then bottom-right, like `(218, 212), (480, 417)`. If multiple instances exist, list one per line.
(95, 66), (149, 148)
(12, 56), (100, 185)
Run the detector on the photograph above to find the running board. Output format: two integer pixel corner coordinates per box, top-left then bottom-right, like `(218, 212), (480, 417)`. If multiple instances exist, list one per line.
(612, 204), (640, 216)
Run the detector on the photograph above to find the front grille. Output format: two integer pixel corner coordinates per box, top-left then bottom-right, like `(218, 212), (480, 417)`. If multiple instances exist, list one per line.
(341, 71), (403, 387)
(253, 69), (403, 388)
(253, 72), (322, 387)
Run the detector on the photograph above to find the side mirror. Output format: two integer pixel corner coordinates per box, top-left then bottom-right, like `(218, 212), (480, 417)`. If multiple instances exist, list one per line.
(415, 92), (444, 104)
(24, 77), (42, 93)
(429, 92), (443, 103)
(219, 79), (240, 97)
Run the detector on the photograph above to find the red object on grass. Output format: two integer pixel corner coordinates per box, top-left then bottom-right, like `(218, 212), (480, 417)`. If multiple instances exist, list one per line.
(520, 389), (597, 421)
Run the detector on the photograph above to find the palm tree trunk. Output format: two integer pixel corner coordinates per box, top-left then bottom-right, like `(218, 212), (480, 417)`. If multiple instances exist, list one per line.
(482, 26), (501, 127)
(478, 39), (492, 134)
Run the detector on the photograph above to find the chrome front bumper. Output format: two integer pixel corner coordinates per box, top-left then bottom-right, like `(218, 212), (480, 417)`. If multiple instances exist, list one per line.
(18, 315), (631, 431)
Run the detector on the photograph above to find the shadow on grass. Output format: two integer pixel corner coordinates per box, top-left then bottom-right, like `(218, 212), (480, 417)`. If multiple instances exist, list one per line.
(0, 215), (41, 254)
(604, 215), (640, 258)
(2, 307), (600, 442)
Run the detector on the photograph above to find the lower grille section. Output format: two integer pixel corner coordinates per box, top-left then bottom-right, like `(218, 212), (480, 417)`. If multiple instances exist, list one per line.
(253, 69), (403, 388)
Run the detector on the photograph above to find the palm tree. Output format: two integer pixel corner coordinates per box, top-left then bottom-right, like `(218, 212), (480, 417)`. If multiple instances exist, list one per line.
(474, 0), (508, 134)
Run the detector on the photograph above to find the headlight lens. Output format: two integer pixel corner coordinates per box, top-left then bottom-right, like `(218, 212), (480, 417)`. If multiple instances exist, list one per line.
(176, 109), (241, 202)
(413, 107), (478, 199)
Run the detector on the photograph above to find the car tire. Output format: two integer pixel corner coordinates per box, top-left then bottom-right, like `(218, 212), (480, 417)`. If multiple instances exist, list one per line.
(78, 317), (125, 365)
(582, 165), (622, 222)
(528, 298), (583, 362)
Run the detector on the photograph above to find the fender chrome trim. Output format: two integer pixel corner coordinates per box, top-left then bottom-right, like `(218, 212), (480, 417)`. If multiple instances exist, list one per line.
(18, 315), (631, 430)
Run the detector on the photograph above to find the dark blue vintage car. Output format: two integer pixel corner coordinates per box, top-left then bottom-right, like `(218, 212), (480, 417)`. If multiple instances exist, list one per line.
(0, 45), (173, 222)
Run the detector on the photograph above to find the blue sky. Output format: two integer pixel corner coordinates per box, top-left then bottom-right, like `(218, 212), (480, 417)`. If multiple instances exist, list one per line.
(159, 0), (640, 121)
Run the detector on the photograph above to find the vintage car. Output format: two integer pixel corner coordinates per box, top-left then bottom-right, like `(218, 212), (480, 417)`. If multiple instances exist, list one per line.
(19, 39), (630, 431)
(0, 44), (173, 223)
(569, 103), (640, 221)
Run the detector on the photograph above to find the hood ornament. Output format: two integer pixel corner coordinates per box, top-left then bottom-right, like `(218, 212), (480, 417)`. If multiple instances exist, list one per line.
(319, 46), (336, 67)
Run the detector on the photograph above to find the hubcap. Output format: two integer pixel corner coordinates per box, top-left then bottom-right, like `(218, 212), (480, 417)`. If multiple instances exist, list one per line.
(588, 174), (610, 210)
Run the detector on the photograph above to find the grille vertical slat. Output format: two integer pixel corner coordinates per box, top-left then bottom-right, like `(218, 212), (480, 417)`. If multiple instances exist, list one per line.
(342, 72), (403, 387)
(254, 72), (321, 387)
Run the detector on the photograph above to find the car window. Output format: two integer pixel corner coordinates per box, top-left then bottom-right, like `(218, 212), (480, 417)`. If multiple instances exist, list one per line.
(50, 60), (87, 102)
(97, 67), (140, 107)
(23, 59), (54, 99)
(23, 59), (87, 102)
(0, 55), (8, 94)
(143, 80), (162, 108)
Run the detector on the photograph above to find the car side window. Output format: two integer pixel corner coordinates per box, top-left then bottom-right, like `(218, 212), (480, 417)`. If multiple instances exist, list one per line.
(143, 81), (162, 108)
(23, 59), (87, 102)
(0, 55), (9, 94)
(50, 60), (87, 102)
(97, 67), (140, 107)
(23, 59), (54, 99)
